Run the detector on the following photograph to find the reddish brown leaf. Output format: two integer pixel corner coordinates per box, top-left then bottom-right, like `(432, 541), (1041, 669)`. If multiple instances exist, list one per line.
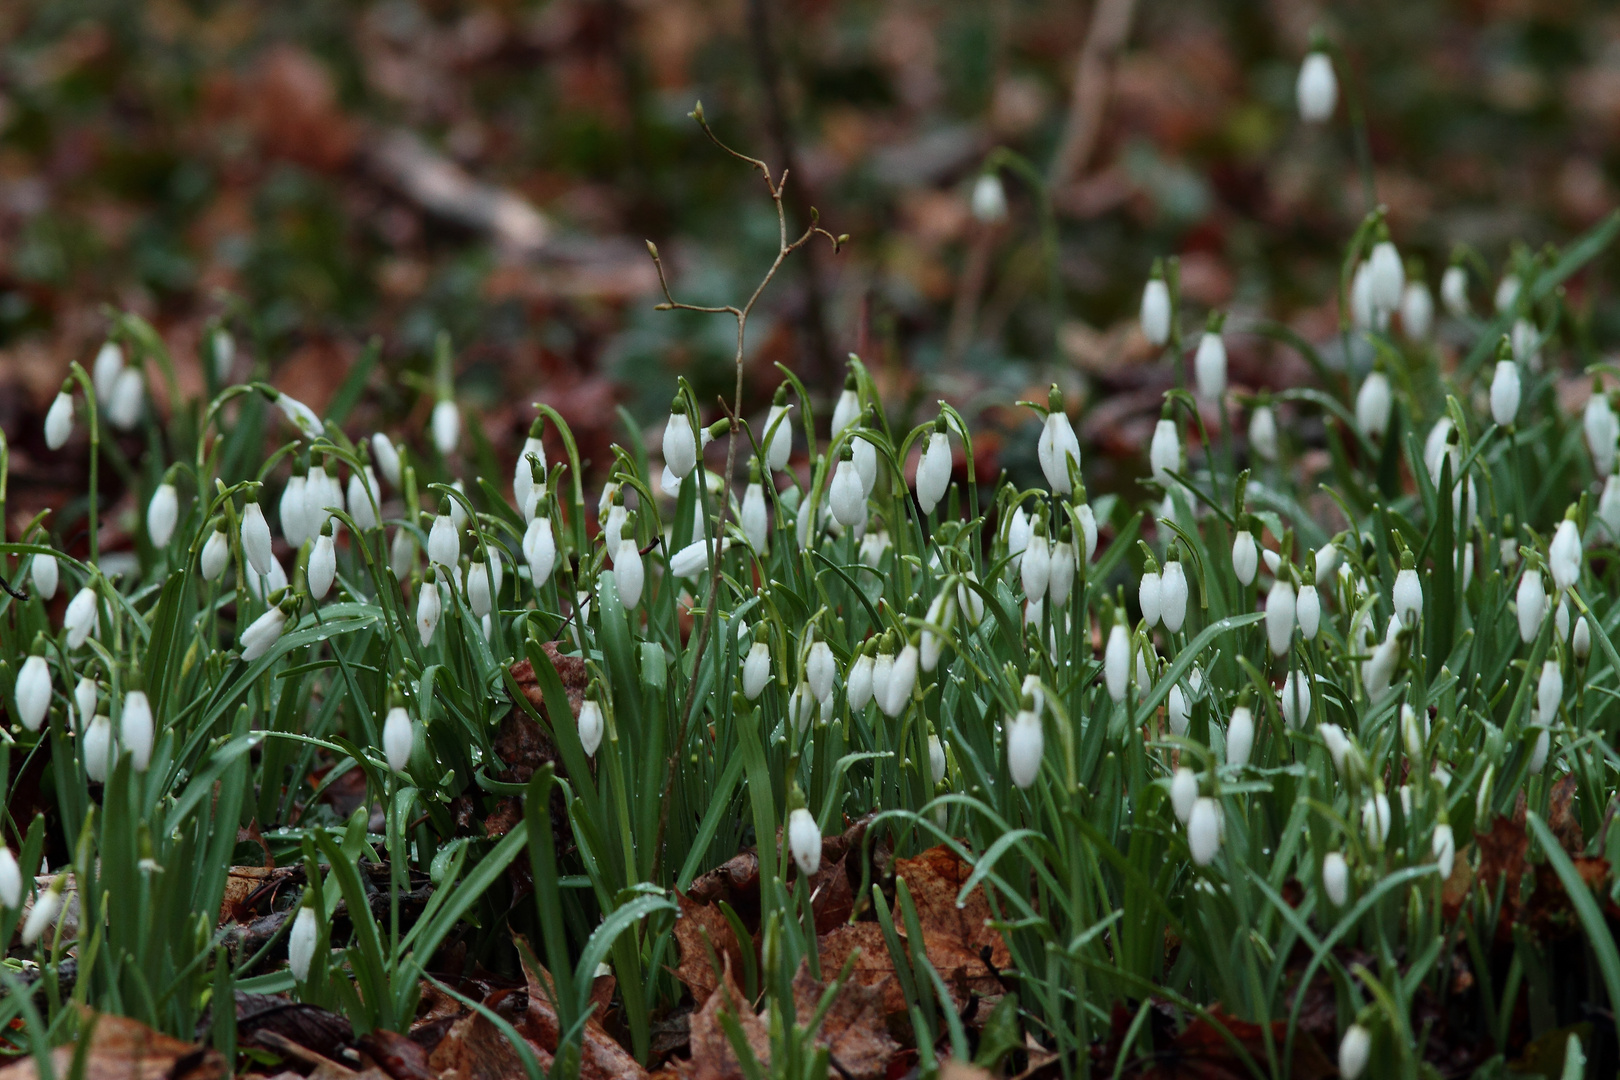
(810, 855), (854, 933)
(1548, 774), (1585, 852)
(678, 962), (771, 1080)
(817, 924), (906, 1015)
(0, 1008), (225, 1080)
(892, 846), (1012, 970)
(790, 960), (901, 1080)
(516, 942), (648, 1080)
(1475, 815), (1529, 898)
(673, 892), (749, 1006)
(358, 1028), (437, 1080)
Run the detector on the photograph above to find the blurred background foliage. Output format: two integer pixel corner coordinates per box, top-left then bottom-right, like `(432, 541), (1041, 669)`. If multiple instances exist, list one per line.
(2, 0), (1619, 527)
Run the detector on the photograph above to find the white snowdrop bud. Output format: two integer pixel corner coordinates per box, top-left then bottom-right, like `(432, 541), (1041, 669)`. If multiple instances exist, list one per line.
(670, 538), (723, 578)
(1516, 569), (1546, 644)
(1263, 549), (1282, 576)
(662, 401), (698, 480)
(1367, 241), (1404, 313)
(1319, 855), (1351, 914)
(107, 367), (145, 430)
(83, 714), (113, 782)
(1320, 723), (1350, 776)
(200, 523), (230, 582)
(1296, 583), (1320, 640)
(44, 390), (74, 450)
(787, 808), (822, 875)
(1249, 405), (1278, 463)
(120, 690), (153, 773)
(21, 879), (65, 947)
(387, 526), (415, 582)
(1006, 708), (1043, 789)
(763, 401), (793, 472)
(1575, 616), (1592, 662)
(31, 552), (58, 601)
(1194, 331), (1226, 401)
(427, 506), (459, 570)
(64, 587), (99, 649)
(613, 537), (644, 609)
(308, 528), (337, 602)
(916, 429), (952, 513)
(371, 433), (402, 489)
(1022, 527), (1052, 604)
(1265, 578), (1296, 657)
(241, 498), (273, 578)
(515, 520), (552, 594)
(1601, 479), (1620, 543)
(831, 376), (861, 440)
(1528, 727), (1550, 775)
(1350, 262), (1376, 330)
(280, 475), (310, 549)
(807, 641), (837, 702)
(1538, 659), (1563, 724)
(848, 653), (875, 711)
(743, 640), (772, 701)
(1433, 823), (1456, 880)
(383, 706), (413, 773)
(1586, 391), (1618, 478)
(1141, 276), (1171, 347)
(1160, 560), (1188, 634)
(1555, 596), (1570, 641)
(1105, 622), (1130, 703)
(1077, 503), (1098, 564)
(0, 848), (20, 909)
(1170, 768), (1198, 824)
(348, 469), (379, 532)
(242, 602), (290, 662)
(1139, 569), (1163, 628)
(1232, 531), (1257, 586)
(1020, 673), (1046, 718)
(284, 906), (322, 987)
(578, 698), (605, 757)
(1495, 272), (1521, 313)
(1355, 371), (1391, 440)
(1491, 361), (1521, 427)
(73, 676), (97, 732)
(1511, 318), (1538, 369)
(1401, 703), (1428, 760)
(1550, 514), (1582, 592)
(416, 576), (442, 647)
(1401, 280), (1433, 339)
(1168, 684), (1190, 736)
(1393, 564), (1422, 626)
(921, 592), (954, 672)
(741, 481), (769, 553)
(1149, 419), (1180, 486)
(1441, 265), (1469, 316)
(1314, 544), (1339, 586)
(1006, 506), (1031, 569)
(883, 644), (919, 717)
(431, 399), (460, 456)
(1279, 671), (1310, 729)
(829, 456), (865, 527)
(1295, 51), (1337, 122)
(16, 654), (50, 732)
(971, 173), (1008, 224)
(852, 434), (878, 496)
(1364, 628), (1401, 700)
(1362, 792), (1391, 847)
(1048, 539), (1076, 609)
(211, 326), (235, 381)
(1188, 797), (1222, 866)
(93, 341), (124, 401)
(1227, 706), (1254, 767)
(1339, 1025), (1371, 1080)
(1033, 411), (1080, 500)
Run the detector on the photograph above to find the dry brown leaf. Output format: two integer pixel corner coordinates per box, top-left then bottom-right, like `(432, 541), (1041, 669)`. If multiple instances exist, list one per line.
(816, 924), (906, 1015)
(809, 855), (854, 934)
(0, 1008), (225, 1080)
(790, 961), (900, 1080)
(673, 892), (748, 1006)
(427, 1004), (534, 1080)
(1475, 815), (1529, 898)
(678, 962), (770, 1080)
(893, 846), (1012, 969)
(1548, 774), (1585, 852)
(517, 942), (649, 1080)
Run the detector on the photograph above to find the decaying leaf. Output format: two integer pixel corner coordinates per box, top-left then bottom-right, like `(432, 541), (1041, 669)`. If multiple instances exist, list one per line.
(1108, 1004), (1335, 1080)
(815, 923), (906, 1014)
(516, 943), (650, 1080)
(674, 891), (748, 1006)
(676, 962), (771, 1080)
(0, 1008), (225, 1080)
(790, 961), (901, 1080)
(1475, 815), (1529, 899)
(893, 845), (1012, 1007)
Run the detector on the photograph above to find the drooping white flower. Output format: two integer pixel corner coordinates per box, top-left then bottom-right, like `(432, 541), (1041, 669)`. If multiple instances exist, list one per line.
(1339, 1025), (1371, 1080)
(970, 173), (1008, 223)
(107, 367), (145, 430)
(308, 528), (337, 602)
(926, 734), (948, 786)
(763, 401), (793, 472)
(1232, 530), (1257, 586)
(1007, 506), (1031, 569)
(1550, 514), (1582, 592)
(1149, 419), (1180, 486)
(120, 690), (153, 773)
(1538, 659), (1563, 724)
(741, 480), (769, 552)
(44, 390), (74, 450)
(1077, 503), (1098, 564)
(1320, 724), (1350, 775)
(64, 587), (99, 649)
(670, 537), (725, 578)
(1006, 708), (1043, 789)
(1491, 360), (1521, 427)
(1160, 561), (1188, 634)
(241, 498), (273, 578)
(242, 603), (290, 662)
(1265, 578), (1296, 657)
(1367, 240), (1404, 314)
(1141, 276), (1171, 347)
(807, 641), (837, 702)
(1105, 621), (1130, 702)
(1139, 568), (1162, 628)
(1586, 391), (1618, 478)
(1168, 684), (1190, 736)
(1528, 726), (1550, 775)
(829, 456), (865, 527)
(211, 327), (235, 381)
(1295, 51), (1337, 122)
(1249, 405), (1278, 462)
(83, 714), (113, 783)
(431, 399), (460, 456)
(371, 433), (402, 488)
(663, 402), (698, 480)
(16, 654), (51, 732)
(787, 808), (822, 875)
(1279, 671), (1310, 729)
(1393, 564), (1422, 626)
(383, 706), (413, 773)
(1194, 331), (1226, 401)
(831, 375), (861, 440)
(288, 905), (318, 981)
(427, 505), (459, 570)
(743, 640), (772, 700)
(1575, 616), (1593, 662)
(1048, 538), (1076, 609)
(882, 644), (918, 717)
(1296, 583), (1321, 640)
(613, 537), (645, 609)
(916, 429), (952, 513)
(1362, 792), (1392, 846)
(1022, 527), (1052, 604)
(577, 698), (605, 757)
(1364, 625), (1401, 700)
(1355, 371), (1391, 440)
(1227, 705), (1254, 767)
(1188, 797), (1222, 866)
(93, 341), (124, 402)
(1401, 280), (1433, 339)
(348, 469), (380, 532)
(0, 847), (20, 909)
(280, 474), (310, 549)
(1170, 768), (1198, 824)
(1441, 265), (1469, 316)
(847, 652), (875, 711)
(416, 576), (442, 646)
(201, 524), (230, 582)
(31, 552), (58, 601)
(1400, 703), (1428, 761)
(1038, 411), (1081, 495)
(1511, 318), (1539, 369)
(921, 592), (955, 672)
(1350, 261), (1376, 331)
(1314, 543), (1340, 586)
(1517, 569), (1546, 643)
(852, 434), (877, 496)
(1433, 823), (1456, 879)
(21, 879), (65, 946)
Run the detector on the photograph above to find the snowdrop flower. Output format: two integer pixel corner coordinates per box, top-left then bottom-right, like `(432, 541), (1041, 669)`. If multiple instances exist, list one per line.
(383, 706), (413, 773)
(612, 531), (644, 609)
(83, 715), (113, 782)
(1134, 643), (1153, 694)
(1227, 704), (1254, 767)
(348, 465), (380, 532)
(1538, 659), (1563, 724)
(1496, 272), (1521, 313)
(1362, 791), (1392, 847)
(1194, 329), (1226, 402)
(1160, 558), (1188, 633)
(241, 493), (273, 578)
(1350, 261), (1376, 330)
(1006, 506), (1031, 569)
(576, 695), (605, 757)
(1279, 671), (1310, 729)
(21, 877), (65, 947)
(15, 652), (50, 732)
(280, 470), (311, 549)
(1263, 549), (1282, 576)
(927, 734), (947, 786)
(1516, 568), (1546, 643)
(416, 571), (442, 646)
(1249, 404), (1278, 463)
(788, 682), (815, 731)
(427, 500), (459, 570)
(1314, 543), (1339, 586)
(1006, 706), (1043, 789)
(831, 373), (861, 439)
(1339, 1025), (1371, 1080)
(1401, 280), (1433, 339)
(1038, 390), (1082, 495)
(31, 552), (58, 601)
(1105, 621), (1130, 702)
(1440, 265), (1469, 316)
(1188, 797), (1222, 866)
(1575, 616), (1592, 663)
(916, 422), (952, 513)
(200, 522), (230, 582)
(1141, 270), (1171, 347)
(107, 367), (144, 430)
(120, 689), (153, 773)
(1393, 554), (1422, 625)
(288, 906), (318, 982)
(270, 389), (322, 439)
(741, 472), (769, 553)
(743, 637), (772, 700)
(1401, 703), (1428, 760)
(243, 595), (294, 662)
(920, 592), (954, 672)
(1511, 318), (1539, 369)
(1320, 724), (1350, 775)
(1585, 386), (1617, 477)
(1528, 726), (1550, 775)
(1170, 768), (1198, 824)
(829, 450), (866, 528)
(807, 640), (837, 701)
(1022, 522), (1052, 604)
(1601, 478), (1620, 542)
(1364, 625), (1401, 700)
(371, 433), (402, 488)
(1076, 500), (1098, 564)
(304, 459), (343, 529)
(1168, 684), (1190, 736)
(1549, 510), (1582, 592)
(387, 528), (416, 581)
(883, 643), (919, 717)
(1295, 51), (1337, 122)
(1487, 358), (1521, 428)
(64, 587), (99, 649)
(1433, 823), (1456, 879)
(1049, 533), (1076, 609)
(1355, 370), (1391, 440)
(308, 524), (337, 602)
(431, 399), (460, 456)
(971, 172), (1008, 224)
(44, 384), (74, 450)
(1296, 582), (1320, 640)
(670, 537), (725, 578)
(1265, 577), (1296, 656)
(787, 808), (822, 876)
(93, 341), (124, 402)
(852, 430), (878, 495)
(1149, 418), (1180, 487)
(210, 326), (235, 381)
(0, 847), (19, 909)
(1423, 418), (1456, 484)
(662, 397), (698, 479)
(847, 649), (875, 711)
(763, 389), (793, 472)
(1232, 529), (1257, 587)
(1367, 239), (1404, 313)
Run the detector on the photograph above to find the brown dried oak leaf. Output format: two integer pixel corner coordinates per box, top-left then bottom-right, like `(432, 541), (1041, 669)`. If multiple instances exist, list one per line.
(0, 1007), (225, 1080)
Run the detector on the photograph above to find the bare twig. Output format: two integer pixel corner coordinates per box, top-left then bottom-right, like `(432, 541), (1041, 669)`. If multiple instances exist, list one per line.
(1046, 0), (1139, 189)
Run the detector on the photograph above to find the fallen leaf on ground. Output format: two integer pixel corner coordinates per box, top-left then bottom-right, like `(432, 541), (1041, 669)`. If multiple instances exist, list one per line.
(816, 924), (906, 1014)
(674, 891), (749, 1006)
(675, 962), (770, 1080)
(0, 1008), (225, 1080)
(791, 960), (900, 1080)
